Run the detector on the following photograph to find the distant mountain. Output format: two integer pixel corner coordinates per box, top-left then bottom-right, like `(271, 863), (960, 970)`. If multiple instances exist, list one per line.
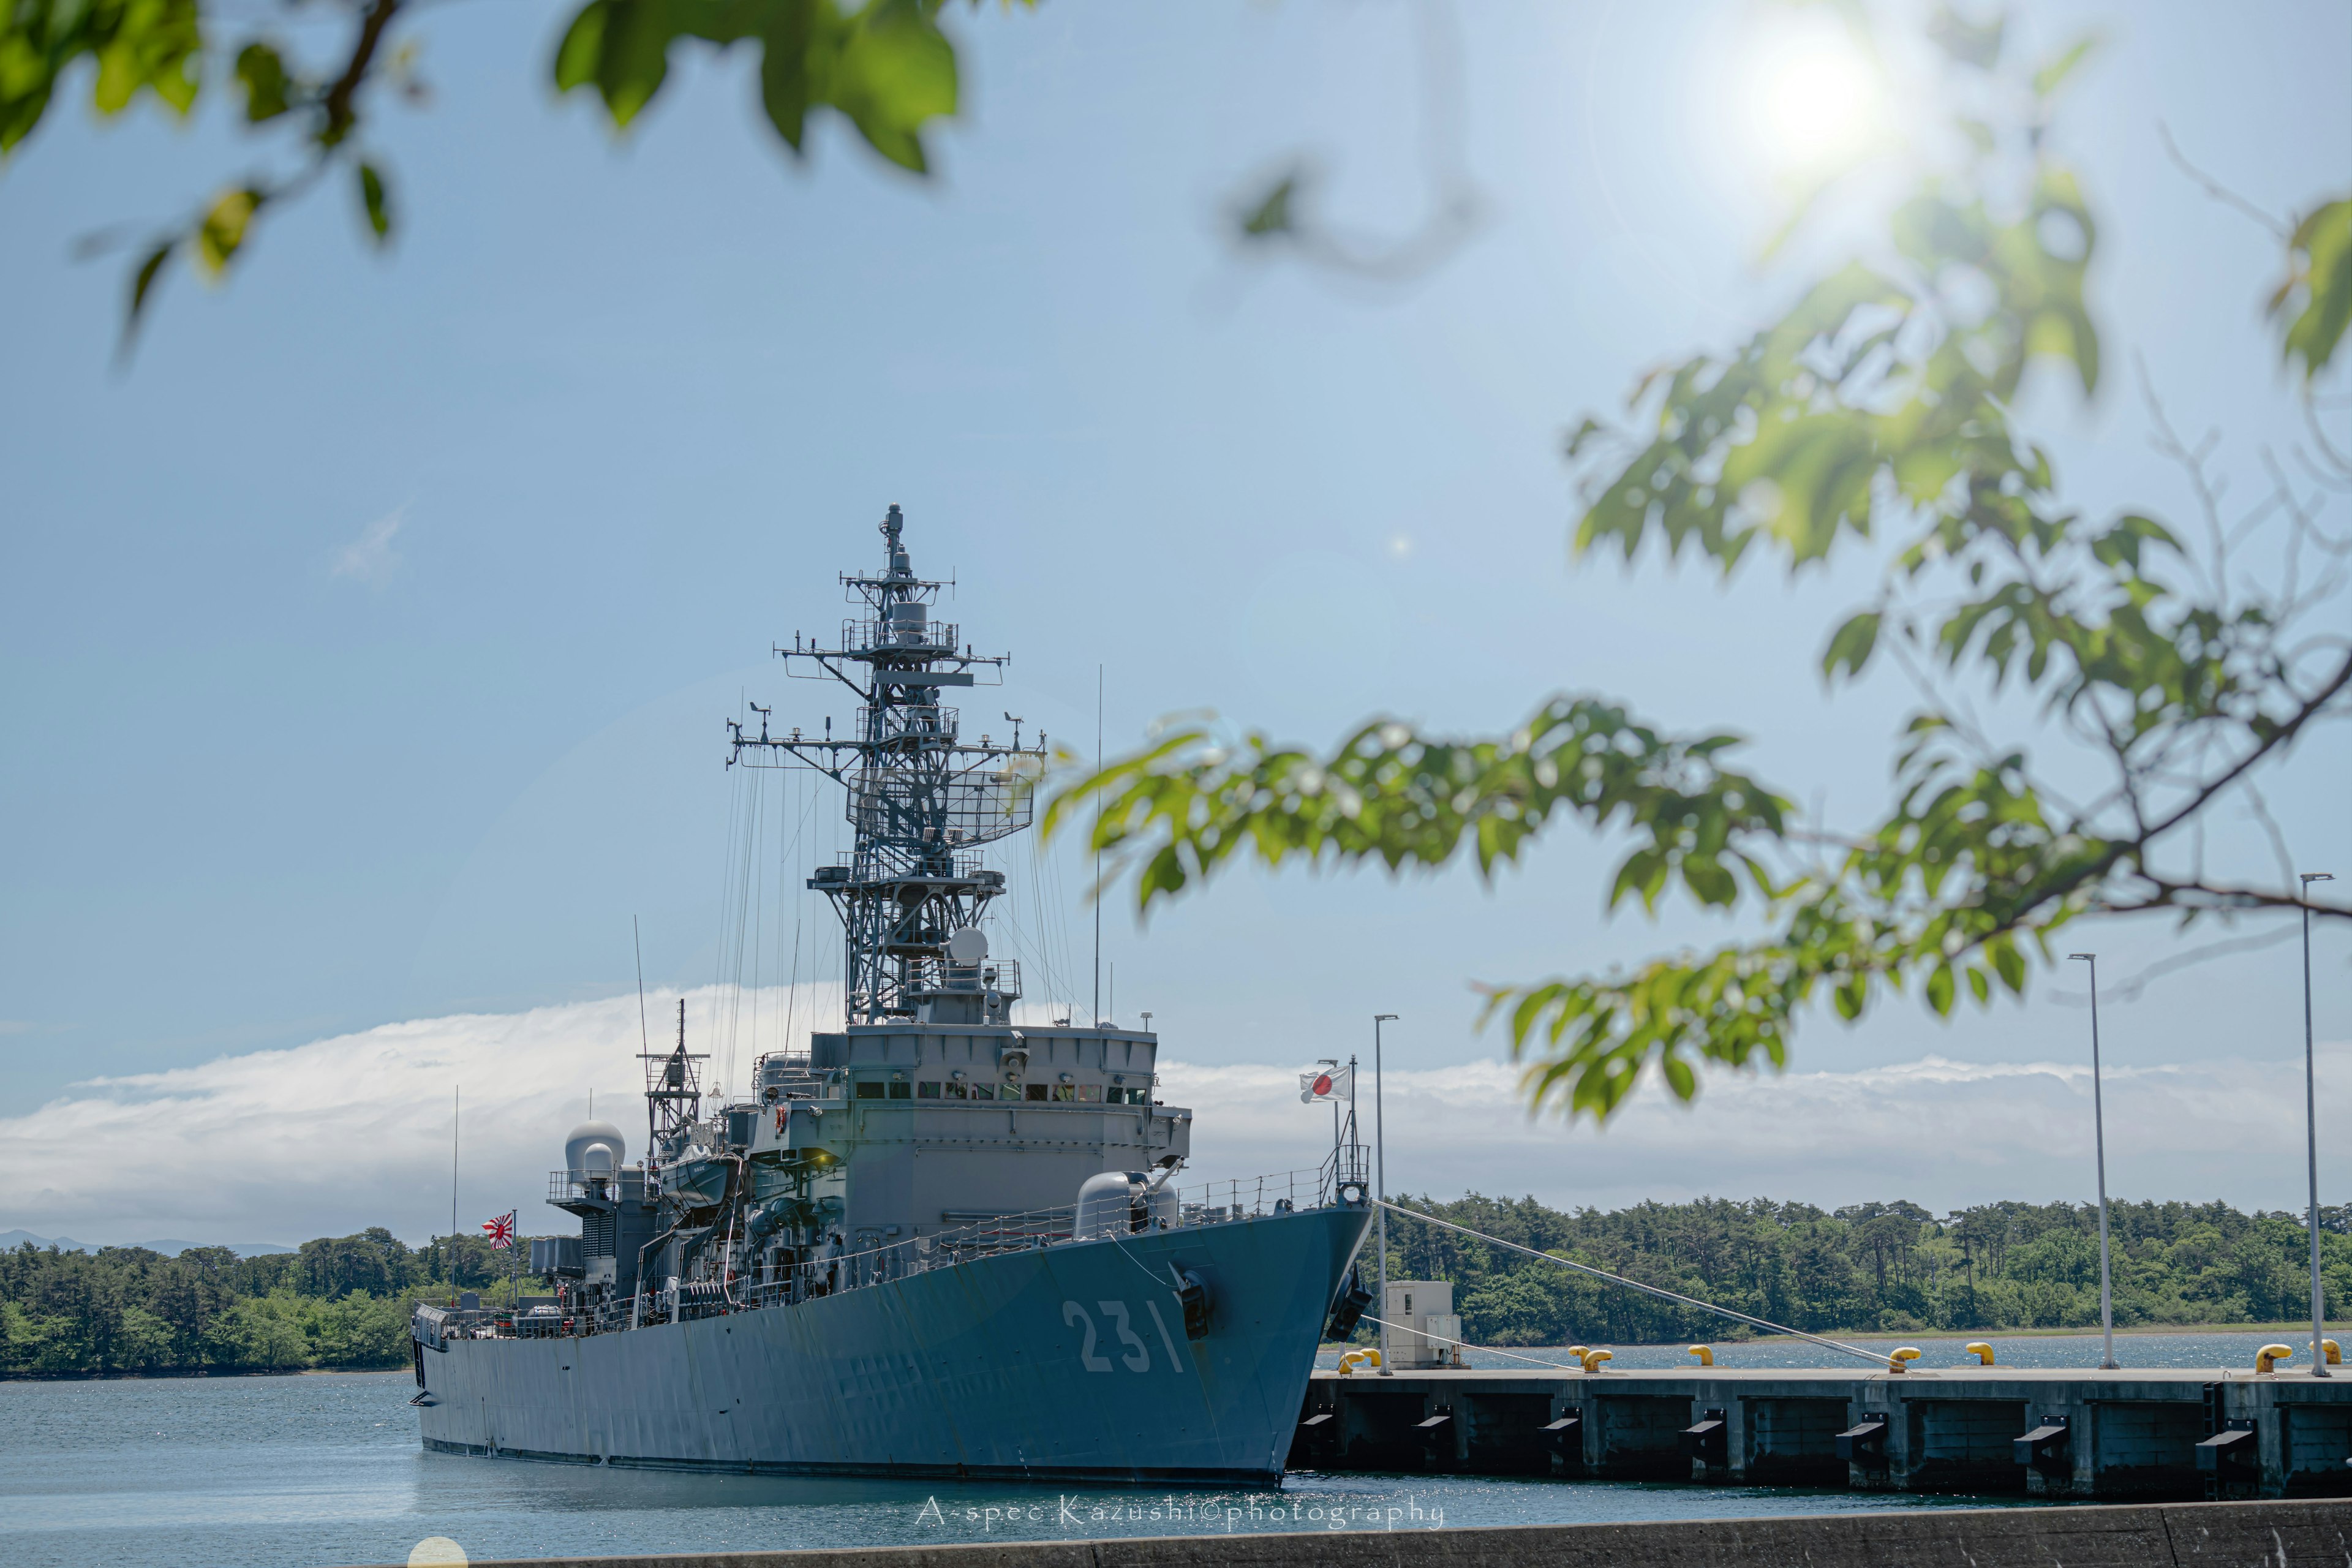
(0, 1229), (291, 1257)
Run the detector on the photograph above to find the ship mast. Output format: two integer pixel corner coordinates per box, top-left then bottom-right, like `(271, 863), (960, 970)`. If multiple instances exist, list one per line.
(729, 505), (1046, 1025)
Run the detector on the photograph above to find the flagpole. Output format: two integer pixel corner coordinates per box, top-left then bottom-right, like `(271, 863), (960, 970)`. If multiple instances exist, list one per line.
(450, 1085), (459, 1289)
(1373, 1014), (1396, 1378)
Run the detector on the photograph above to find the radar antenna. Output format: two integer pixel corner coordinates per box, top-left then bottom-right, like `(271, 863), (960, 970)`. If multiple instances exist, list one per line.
(729, 505), (1046, 1025)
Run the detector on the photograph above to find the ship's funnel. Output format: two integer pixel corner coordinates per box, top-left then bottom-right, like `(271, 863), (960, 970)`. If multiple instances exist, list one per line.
(565, 1119), (627, 1176)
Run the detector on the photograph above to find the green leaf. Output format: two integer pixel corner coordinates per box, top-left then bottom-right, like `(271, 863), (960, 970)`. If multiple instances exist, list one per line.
(1238, 173), (1299, 238)
(123, 238), (175, 339)
(1, 0), (203, 155)
(555, 0), (960, 172)
(195, 186), (263, 277)
(1660, 1055), (1696, 1100)
(235, 42), (292, 124)
(2031, 35), (2098, 99)
(1822, 611), (1881, 683)
(1924, 962), (1955, 1016)
(553, 0), (677, 130)
(829, 0), (958, 173)
(757, 0), (824, 151)
(2271, 197), (2352, 381)
(357, 161), (392, 243)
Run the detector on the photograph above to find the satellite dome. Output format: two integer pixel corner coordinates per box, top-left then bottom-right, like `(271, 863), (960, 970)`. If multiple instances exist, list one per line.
(565, 1119), (627, 1175)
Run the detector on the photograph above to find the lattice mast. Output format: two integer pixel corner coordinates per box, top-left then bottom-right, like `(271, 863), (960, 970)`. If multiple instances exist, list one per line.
(729, 505), (1046, 1024)
(641, 998), (706, 1155)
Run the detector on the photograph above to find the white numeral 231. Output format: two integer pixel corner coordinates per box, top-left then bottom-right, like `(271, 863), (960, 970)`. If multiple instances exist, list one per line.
(1062, 1298), (1184, 1373)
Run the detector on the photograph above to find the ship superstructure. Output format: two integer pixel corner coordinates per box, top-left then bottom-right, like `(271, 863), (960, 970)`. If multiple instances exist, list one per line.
(411, 507), (1373, 1482)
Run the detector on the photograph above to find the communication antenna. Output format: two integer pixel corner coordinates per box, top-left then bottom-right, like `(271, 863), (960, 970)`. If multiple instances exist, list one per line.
(1093, 664), (1102, 1025)
(633, 916), (650, 1058)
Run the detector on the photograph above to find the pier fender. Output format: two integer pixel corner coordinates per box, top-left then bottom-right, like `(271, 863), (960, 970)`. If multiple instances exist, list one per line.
(1836, 1413), (1891, 1469)
(1680, 1407), (1729, 1469)
(2016, 1412), (2072, 1474)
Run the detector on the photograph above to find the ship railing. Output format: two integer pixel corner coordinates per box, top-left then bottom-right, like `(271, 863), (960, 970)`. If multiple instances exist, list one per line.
(516, 1167), (1359, 1335)
(902, 956), (1021, 999)
(858, 703), (960, 746)
(840, 616), (961, 656)
(723, 1167), (1344, 1315)
(547, 1170), (622, 1202)
(1316, 1140), (1371, 1205)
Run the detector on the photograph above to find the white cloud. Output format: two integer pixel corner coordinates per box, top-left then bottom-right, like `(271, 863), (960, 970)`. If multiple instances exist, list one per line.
(1167, 1048), (2351, 1216)
(1, 990), (2340, 1248)
(331, 505), (405, 581)
(0, 985), (835, 1248)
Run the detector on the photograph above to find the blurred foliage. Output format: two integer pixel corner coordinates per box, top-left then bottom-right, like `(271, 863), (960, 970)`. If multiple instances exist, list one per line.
(1052, 7), (2351, 1123)
(0, 0), (1006, 344)
(0, 1227), (540, 1376)
(1363, 1193), (2352, 1345)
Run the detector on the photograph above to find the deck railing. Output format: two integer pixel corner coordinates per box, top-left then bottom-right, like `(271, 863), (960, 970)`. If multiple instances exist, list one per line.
(435, 1164), (1365, 1341)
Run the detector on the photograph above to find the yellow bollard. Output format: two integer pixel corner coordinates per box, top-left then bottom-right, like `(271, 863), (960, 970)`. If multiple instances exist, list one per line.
(1963, 1342), (1996, 1366)
(1565, 1345), (1589, 1370)
(2256, 1344), (2294, 1374)
(1688, 1344), (1714, 1366)
(1887, 1347), (1923, 1373)
(2324, 1339), (2342, 1366)
(1581, 1348), (1614, 1373)
(1337, 1348), (1384, 1375)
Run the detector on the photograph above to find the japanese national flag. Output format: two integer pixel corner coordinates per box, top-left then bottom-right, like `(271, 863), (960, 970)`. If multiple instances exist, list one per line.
(1298, 1064), (1353, 1104)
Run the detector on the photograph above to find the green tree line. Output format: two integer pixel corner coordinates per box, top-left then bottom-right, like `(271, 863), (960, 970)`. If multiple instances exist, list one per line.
(1374, 1195), (2352, 1348)
(1, 1227), (537, 1377)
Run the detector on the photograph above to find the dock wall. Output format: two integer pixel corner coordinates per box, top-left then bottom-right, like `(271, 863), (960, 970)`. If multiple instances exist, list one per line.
(371, 1498), (2350, 1568)
(1291, 1366), (2352, 1499)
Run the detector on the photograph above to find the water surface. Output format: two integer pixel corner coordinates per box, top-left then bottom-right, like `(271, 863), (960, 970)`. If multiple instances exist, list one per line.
(6, 1333), (2283, 1568)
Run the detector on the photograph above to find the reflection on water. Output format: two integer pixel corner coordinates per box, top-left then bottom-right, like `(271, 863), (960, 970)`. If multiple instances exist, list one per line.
(15, 1343), (2271, 1568)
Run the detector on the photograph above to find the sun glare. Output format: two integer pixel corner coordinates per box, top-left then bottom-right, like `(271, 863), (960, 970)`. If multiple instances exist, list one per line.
(1747, 22), (1887, 175)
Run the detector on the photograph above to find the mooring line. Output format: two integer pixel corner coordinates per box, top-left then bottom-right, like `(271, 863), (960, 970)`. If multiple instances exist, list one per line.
(1376, 1200), (1888, 1367)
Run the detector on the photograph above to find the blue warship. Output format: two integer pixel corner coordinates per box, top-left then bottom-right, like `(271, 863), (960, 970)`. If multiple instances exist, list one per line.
(410, 507), (1375, 1481)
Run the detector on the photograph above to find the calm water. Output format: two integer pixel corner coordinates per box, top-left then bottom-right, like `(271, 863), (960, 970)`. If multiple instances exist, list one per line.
(0, 1332), (2304, 1568)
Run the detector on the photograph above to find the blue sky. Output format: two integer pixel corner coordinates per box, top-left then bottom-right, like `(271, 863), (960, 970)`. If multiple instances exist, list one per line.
(2, 0), (2346, 1241)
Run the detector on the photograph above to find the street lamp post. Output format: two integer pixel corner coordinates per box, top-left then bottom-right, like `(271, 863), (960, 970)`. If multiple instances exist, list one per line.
(2069, 952), (2120, 1371)
(1373, 1014), (1397, 1378)
(2302, 872), (2335, 1378)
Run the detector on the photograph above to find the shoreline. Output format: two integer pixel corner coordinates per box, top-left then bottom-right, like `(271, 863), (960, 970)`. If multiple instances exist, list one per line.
(0, 1364), (402, 1383)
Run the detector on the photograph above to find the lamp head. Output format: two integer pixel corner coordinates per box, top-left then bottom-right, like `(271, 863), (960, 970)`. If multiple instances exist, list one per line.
(2067, 953), (2094, 962)
(1374, 1013), (1398, 1022)
(2302, 872), (2336, 886)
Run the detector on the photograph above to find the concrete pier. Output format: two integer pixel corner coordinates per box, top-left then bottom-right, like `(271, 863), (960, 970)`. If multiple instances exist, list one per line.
(1289, 1365), (2352, 1499)
(353, 1498), (2352, 1567)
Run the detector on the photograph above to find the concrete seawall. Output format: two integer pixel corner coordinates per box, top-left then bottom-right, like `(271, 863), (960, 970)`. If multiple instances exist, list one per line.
(367, 1498), (2350, 1567)
(1293, 1365), (2352, 1499)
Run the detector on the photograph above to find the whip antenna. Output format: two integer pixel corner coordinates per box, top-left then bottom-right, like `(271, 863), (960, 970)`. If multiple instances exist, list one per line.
(633, 916), (650, 1057)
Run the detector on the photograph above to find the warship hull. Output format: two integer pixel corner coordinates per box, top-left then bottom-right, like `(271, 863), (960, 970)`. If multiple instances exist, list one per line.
(417, 1204), (1368, 1483)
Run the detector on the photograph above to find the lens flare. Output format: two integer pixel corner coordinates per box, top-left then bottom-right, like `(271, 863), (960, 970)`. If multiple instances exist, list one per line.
(1747, 21), (1887, 174)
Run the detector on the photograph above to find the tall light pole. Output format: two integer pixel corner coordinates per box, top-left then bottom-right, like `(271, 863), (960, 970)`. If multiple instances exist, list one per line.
(1373, 1014), (1397, 1378)
(2301, 872), (2335, 1378)
(2069, 953), (2119, 1370)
